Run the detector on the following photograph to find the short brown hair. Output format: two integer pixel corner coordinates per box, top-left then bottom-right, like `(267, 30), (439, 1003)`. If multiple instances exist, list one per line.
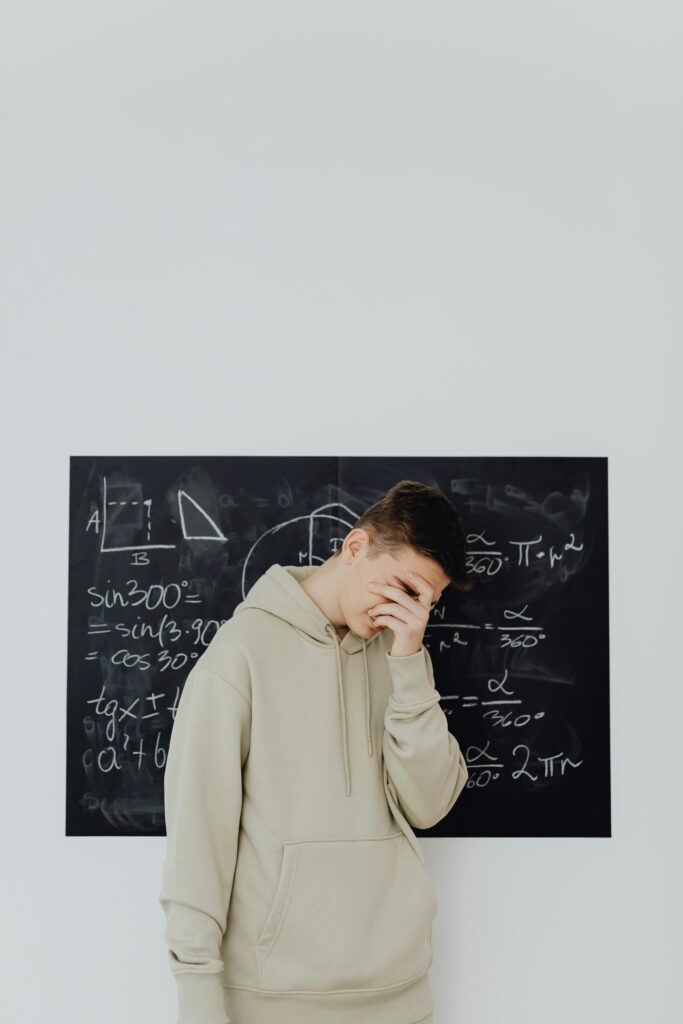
(341, 479), (473, 592)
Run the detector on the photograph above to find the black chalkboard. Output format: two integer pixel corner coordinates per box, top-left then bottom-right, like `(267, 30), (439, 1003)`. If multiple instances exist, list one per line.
(65, 456), (610, 838)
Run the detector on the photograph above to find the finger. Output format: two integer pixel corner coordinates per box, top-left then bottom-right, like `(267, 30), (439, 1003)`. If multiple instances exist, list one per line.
(401, 571), (435, 607)
(369, 581), (418, 614)
(369, 599), (426, 628)
(369, 614), (403, 628)
(369, 603), (412, 626)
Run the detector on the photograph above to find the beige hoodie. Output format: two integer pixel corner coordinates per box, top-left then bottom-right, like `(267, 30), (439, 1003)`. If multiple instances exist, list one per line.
(159, 563), (468, 1024)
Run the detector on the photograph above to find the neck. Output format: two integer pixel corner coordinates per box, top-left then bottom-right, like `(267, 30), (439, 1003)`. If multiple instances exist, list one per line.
(300, 558), (348, 638)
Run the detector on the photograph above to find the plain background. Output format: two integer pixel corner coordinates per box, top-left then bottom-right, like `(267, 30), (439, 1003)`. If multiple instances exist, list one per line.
(1, 2), (681, 1022)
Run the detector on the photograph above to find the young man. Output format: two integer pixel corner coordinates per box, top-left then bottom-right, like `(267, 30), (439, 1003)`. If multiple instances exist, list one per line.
(159, 480), (472, 1024)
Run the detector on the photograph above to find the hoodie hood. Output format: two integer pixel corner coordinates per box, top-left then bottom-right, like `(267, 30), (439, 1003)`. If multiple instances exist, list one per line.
(233, 563), (383, 796)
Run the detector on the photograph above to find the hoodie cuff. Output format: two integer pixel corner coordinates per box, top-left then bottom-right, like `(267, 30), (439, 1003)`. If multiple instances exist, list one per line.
(175, 971), (230, 1024)
(385, 646), (438, 705)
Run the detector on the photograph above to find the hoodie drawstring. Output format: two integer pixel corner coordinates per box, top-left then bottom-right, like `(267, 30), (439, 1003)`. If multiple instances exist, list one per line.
(325, 625), (374, 797)
(362, 639), (374, 759)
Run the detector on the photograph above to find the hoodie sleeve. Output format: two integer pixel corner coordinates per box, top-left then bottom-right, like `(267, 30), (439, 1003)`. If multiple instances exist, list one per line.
(158, 658), (251, 1024)
(383, 643), (468, 830)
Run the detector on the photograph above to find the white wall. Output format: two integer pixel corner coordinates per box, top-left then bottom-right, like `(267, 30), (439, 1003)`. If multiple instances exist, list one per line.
(1, 3), (680, 1022)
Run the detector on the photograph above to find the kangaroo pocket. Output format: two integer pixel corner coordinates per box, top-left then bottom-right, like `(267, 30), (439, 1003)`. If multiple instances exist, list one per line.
(254, 831), (437, 992)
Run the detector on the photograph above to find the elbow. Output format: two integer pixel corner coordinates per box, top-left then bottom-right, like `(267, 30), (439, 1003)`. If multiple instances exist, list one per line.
(416, 757), (469, 829)
(407, 807), (441, 831)
(442, 756), (468, 819)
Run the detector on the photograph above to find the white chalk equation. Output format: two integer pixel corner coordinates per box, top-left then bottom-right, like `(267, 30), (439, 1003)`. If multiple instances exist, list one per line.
(466, 528), (584, 576)
(425, 603), (549, 650)
(462, 740), (584, 788)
